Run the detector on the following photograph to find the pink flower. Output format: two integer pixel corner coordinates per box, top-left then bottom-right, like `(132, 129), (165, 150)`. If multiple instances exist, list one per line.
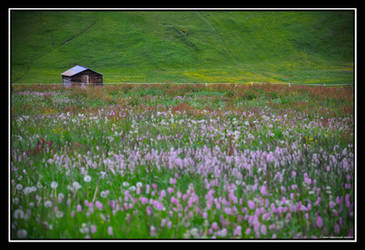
(169, 178), (176, 185)
(171, 196), (178, 206)
(248, 200), (255, 210)
(153, 200), (164, 211)
(107, 226), (113, 236)
(161, 219), (168, 228)
(140, 196), (148, 205)
(336, 196), (342, 204)
(160, 190), (166, 200)
(317, 215), (323, 228)
(233, 226), (241, 236)
(167, 187), (174, 194)
(95, 201), (103, 210)
(335, 223), (340, 234)
(224, 207), (232, 215)
(345, 194), (351, 208)
(91, 225), (97, 234)
(109, 200), (115, 209)
(211, 222), (219, 230)
(329, 201), (336, 209)
(77, 204), (82, 212)
(245, 227), (251, 235)
(260, 185), (268, 196)
(146, 206), (152, 216)
(261, 224), (267, 235)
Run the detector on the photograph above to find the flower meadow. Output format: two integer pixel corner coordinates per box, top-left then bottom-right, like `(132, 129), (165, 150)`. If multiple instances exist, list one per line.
(10, 84), (355, 240)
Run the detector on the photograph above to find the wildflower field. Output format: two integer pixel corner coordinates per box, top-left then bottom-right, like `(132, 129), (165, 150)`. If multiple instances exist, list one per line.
(10, 83), (355, 240)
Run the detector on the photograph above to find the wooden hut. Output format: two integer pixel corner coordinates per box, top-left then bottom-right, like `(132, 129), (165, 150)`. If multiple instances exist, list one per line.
(61, 65), (103, 86)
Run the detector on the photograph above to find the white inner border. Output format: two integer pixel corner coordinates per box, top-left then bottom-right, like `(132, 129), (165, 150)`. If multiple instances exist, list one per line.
(8, 7), (357, 243)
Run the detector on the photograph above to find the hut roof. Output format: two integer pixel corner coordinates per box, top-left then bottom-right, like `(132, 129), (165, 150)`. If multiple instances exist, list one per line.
(61, 65), (102, 77)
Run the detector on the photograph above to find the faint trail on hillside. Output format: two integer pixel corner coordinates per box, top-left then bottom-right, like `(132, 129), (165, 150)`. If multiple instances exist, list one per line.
(60, 21), (96, 47)
(14, 20), (97, 83)
(195, 12), (242, 65)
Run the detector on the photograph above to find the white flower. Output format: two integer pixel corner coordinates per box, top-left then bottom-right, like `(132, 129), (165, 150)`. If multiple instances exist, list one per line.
(56, 211), (64, 218)
(14, 209), (24, 219)
(44, 200), (53, 208)
(23, 187), (32, 195)
(17, 229), (27, 238)
(16, 184), (23, 190)
(190, 228), (199, 238)
(84, 175), (91, 183)
(72, 181), (82, 191)
(100, 191), (108, 198)
(51, 181), (58, 189)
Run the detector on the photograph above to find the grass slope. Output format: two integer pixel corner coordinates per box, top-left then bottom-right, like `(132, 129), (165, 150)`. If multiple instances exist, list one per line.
(11, 11), (354, 84)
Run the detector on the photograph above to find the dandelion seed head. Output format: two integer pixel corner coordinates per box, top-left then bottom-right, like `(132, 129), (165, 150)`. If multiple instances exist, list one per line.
(50, 181), (58, 189)
(84, 175), (91, 183)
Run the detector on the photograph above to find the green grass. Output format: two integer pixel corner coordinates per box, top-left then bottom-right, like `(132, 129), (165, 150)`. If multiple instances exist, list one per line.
(11, 11), (354, 84)
(10, 84), (354, 239)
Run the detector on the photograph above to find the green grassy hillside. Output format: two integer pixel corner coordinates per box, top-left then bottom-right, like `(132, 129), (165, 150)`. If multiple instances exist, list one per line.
(11, 10), (354, 84)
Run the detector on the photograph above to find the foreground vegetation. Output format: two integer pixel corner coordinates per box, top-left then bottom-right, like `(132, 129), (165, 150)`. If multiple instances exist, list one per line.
(11, 84), (354, 239)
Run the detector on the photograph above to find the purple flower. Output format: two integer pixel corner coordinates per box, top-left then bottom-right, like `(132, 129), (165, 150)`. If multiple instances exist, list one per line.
(329, 201), (336, 209)
(233, 226), (241, 236)
(336, 196), (342, 204)
(107, 226), (113, 236)
(169, 178), (176, 185)
(160, 190), (166, 200)
(248, 200), (255, 210)
(171, 196), (178, 206)
(146, 206), (152, 216)
(109, 200), (115, 209)
(345, 194), (351, 208)
(317, 215), (323, 228)
(260, 185), (268, 196)
(211, 222), (219, 230)
(153, 200), (164, 211)
(161, 218), (166, 227)
(335, 223), (340, 234)
(261, 224), (267, 235)
(91, 225), (97, 234)
(140, 196), (148, 205)
(95, 201), (103, 210)
(224, 207), (232, 215)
